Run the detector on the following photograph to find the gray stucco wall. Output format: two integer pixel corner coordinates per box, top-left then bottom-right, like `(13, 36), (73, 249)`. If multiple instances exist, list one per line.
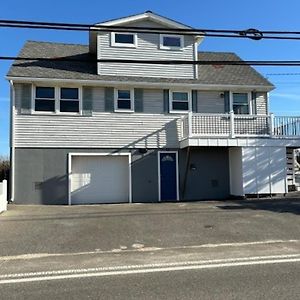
(179, 147), (230, 200)
(14, 148), (160, 204)
(14, 147), (230, 204)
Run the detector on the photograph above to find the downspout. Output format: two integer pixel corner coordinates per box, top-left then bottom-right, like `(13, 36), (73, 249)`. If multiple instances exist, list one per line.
(181, 146), (191, 199)
(9, 80), (15, 202)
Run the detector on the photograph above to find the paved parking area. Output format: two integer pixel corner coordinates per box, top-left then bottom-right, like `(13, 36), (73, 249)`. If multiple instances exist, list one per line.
(1, 198), (300, 257)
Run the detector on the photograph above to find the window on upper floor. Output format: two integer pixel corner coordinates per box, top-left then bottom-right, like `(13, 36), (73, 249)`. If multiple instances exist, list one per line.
(232, 93), (250, 114)
(60, 88), (80, 113)
(160, 34), (183, 50)
(111, 32), (138, 48)
(34, 86), (81, 114)
(169, 91), (191, 113)
(114, 89), (134, 112)
(35, 87), (55, 112)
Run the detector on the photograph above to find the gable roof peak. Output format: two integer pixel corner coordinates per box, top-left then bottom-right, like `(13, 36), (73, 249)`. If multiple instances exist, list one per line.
(95, 11), (192, 29)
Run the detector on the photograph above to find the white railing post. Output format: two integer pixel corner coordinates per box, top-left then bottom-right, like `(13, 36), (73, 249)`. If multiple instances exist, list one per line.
(230, 111), (235, 138)
(0, 180), (7, 213)
(269, 113), (274, 137)
(188, 112), (193, 137)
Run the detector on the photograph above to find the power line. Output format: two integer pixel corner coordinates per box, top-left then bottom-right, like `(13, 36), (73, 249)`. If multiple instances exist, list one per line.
(2, 19), (300, 41)
(266, 73), (300, 76)
(4, 56), (300, 66)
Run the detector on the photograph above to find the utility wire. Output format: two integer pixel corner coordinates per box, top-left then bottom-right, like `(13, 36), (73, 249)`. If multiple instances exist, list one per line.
(4, 56), (300, 66)
(266, 73), (300, 76)
(0, 19), (299, 40)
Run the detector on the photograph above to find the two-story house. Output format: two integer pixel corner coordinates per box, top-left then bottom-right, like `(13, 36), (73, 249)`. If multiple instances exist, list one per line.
(7, 11), (300, 204)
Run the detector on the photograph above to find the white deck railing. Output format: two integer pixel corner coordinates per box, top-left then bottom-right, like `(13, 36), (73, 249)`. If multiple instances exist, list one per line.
(0, 180), (7, 213)
(181, 113), (300, 139)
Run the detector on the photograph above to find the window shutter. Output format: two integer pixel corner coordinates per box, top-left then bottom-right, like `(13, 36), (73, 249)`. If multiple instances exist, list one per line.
(251, 91), (257, 115)
(224, 91), (230, 113)
(105, 87), (114, 112)
(82, 87), (93, 116)
(21, 84), (32, 114)
(192, 90), (198, 112)
(163, 89), (169, 113)
(134, 88), (143, 112)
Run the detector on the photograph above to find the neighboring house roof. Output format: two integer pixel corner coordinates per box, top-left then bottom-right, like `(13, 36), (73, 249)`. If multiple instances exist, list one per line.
(7, 41), (274, 90)
(94, 11), (193, 29)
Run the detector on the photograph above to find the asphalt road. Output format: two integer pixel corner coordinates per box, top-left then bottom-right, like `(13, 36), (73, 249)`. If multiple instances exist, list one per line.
(1, 262), (299, 299)
(0, 198), (300, 299)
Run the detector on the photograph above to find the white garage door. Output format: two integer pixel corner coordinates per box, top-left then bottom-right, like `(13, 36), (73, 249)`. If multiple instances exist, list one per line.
(70, 155), (130, 204)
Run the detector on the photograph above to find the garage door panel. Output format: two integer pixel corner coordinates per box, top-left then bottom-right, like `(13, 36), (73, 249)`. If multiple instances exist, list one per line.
(71, 155), (129, 204)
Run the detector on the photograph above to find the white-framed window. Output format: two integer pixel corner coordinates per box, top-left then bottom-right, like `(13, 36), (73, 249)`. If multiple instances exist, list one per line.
(60, 88), (80, 113)
(114, 88), (134, 112)
(33, 86), (81, 114)
(231, 92), (251, 114)
(160, 34), (183, 50)
(111, 32), (138, 48)
(169, 90), (191, 113)
(35, 86), (55, 112)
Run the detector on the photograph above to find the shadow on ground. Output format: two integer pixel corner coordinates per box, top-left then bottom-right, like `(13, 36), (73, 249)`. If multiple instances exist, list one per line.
(217, 198), (300, 215)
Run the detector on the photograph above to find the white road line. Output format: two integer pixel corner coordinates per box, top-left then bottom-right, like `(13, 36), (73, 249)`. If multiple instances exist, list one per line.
(1, 254), (300, 284)
(1, 239), (299, 261)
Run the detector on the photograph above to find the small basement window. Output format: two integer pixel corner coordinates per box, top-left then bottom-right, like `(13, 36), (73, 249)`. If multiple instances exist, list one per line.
(111, 32), (137, 47)
(170, 91), (191, 113)
(160, 35), (183, 50)
(232, 93), (250, 114)
(35, 87), (55, 112)
(115, 89), (134, 112)
(60, 88), (80, 113)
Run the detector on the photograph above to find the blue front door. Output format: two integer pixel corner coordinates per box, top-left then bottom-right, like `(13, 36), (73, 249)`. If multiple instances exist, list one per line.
(159, 152), (178, 201)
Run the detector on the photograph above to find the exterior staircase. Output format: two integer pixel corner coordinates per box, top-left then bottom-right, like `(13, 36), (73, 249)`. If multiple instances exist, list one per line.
(287, 148), (300, 192)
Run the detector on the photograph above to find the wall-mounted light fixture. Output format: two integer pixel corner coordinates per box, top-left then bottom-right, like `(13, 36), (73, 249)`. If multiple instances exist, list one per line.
(190, 163), (196, 171)
(138, 148), (148, 154)
(219, 93), (224, 98)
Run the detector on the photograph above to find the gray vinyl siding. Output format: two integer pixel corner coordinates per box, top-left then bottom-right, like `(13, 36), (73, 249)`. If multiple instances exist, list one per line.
(97, 32), (195, 79)
(14, 113), (181, 148)
(197, 91), (225, 113)
(255, 92), (268, 115)
(87, 87), (164, 114)
(93, 87), (105, 112)
(14, 83), (23, 114)
(144, 89), (164, 113)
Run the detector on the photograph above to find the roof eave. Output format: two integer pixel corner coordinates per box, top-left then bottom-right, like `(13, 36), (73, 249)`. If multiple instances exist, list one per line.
(6, 75), (275, 92)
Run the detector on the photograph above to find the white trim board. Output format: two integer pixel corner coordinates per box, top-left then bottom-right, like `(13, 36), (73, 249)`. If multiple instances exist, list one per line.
(68, 152), (132, 205)
(158, 151), (179, 202)
(95, 12), (192, 29)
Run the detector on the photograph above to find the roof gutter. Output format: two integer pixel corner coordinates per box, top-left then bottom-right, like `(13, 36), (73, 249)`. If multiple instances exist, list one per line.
(6, 76), (275, 92)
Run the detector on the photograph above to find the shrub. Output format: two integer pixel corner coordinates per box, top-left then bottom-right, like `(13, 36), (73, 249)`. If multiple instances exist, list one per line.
(0, 156), (9, 181)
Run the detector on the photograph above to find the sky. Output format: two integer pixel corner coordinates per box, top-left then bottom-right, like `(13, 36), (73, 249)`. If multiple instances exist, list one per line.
(1, 0), (300, 155)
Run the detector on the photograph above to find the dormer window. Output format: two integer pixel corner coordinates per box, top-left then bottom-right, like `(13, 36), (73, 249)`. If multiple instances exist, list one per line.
(111, 32), (137, 48)
(160, 34), (183, 50)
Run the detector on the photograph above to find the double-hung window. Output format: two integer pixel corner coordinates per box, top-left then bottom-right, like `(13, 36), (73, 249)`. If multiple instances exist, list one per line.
(115, 89), (134, 112)
(111, 32), (137, 48)
(35, 87), (55, 112)
(160, 35), (183, 50)
(170, 91), (190, 113)
(232, 93), (250, 114)
(60, 88), (80, 113)
(34, 86), (80, 114)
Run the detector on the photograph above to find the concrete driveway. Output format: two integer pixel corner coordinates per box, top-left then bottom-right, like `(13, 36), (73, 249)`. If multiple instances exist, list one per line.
(1, 198), (300, 257)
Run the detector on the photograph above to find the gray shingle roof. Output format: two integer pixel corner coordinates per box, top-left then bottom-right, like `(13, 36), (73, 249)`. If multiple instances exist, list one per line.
(7, 41), (274, 89)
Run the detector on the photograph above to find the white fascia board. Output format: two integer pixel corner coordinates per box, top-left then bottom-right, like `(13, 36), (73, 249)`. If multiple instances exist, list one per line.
(6, 76), (275, 92)
(180, 137), (300, 148)
(95, 12), (192, 29)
